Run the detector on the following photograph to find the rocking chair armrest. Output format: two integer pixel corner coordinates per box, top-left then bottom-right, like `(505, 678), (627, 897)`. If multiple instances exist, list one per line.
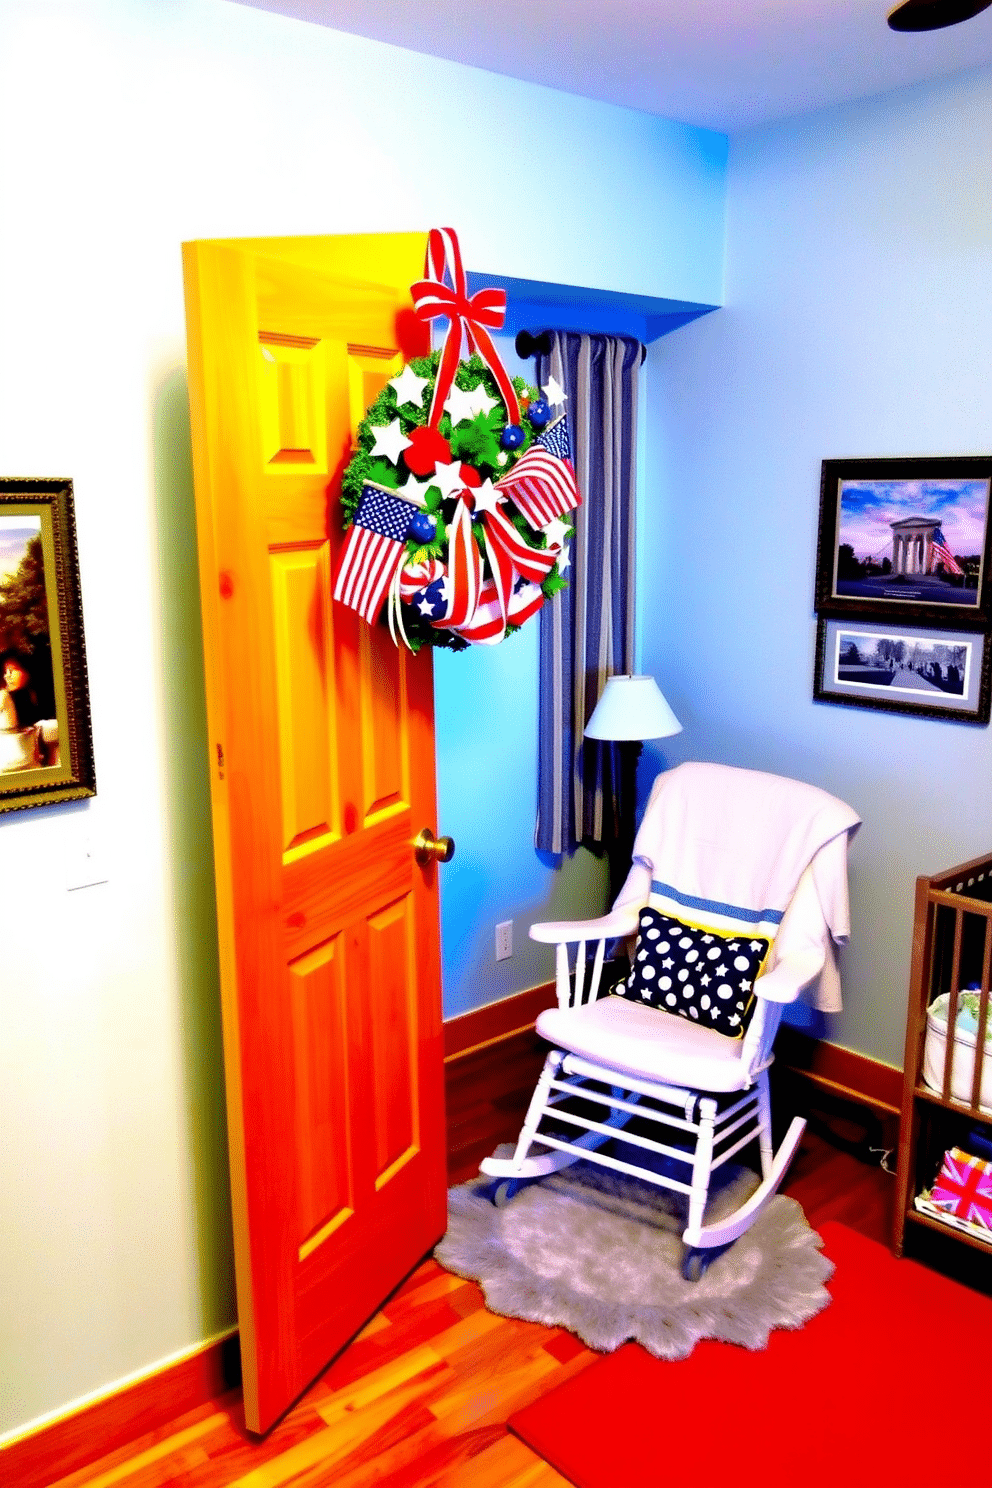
(754, 943), (827, 1003)
(529, 906), (642, 945)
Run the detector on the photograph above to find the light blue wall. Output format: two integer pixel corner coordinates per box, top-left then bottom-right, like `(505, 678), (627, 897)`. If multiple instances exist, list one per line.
(434, 335), (614, 1018)
(641, 66), (992, 1068)
(437, 325), (679, 1019)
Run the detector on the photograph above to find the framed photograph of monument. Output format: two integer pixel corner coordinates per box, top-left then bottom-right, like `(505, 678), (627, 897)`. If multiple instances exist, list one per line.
(814, 617), (991, 724)
(0, 478), (96, 813)
(814, 457), (992, 626)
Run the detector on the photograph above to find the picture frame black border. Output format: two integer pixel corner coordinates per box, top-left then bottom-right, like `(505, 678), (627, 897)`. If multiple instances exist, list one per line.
(813, 456), (992, 628)
(813, 615), (992, 725)
(0, 477), (96, 813)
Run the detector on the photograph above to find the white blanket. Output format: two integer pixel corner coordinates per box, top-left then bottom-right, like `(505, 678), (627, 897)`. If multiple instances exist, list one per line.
(615, 762), (861, 1011)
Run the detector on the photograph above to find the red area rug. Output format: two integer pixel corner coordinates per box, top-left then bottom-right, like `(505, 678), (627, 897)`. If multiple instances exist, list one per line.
(510, 1221), (992, 1488)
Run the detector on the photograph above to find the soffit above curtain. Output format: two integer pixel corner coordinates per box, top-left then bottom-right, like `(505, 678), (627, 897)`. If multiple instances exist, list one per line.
(466, 271), (717, 346)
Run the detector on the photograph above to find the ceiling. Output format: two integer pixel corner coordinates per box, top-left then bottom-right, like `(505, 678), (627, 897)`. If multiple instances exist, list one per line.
(233, 0), (992, 132)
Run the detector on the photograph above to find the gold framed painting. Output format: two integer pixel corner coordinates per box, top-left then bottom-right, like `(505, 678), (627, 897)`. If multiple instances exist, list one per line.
(0, 478), (95, 811)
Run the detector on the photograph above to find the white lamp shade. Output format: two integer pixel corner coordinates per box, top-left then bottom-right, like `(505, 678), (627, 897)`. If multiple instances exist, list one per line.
(584, 674), (682, 741)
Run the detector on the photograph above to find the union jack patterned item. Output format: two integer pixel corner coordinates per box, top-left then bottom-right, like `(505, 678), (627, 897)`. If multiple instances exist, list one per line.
(929, 527), (964, 576)
(496, 413), (580, 530)
(333, 481), (422, 623)
(930, 1146), (992, 1230)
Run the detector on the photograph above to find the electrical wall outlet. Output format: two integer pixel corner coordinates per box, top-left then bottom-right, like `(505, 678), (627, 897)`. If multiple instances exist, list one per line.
(495, 920), (513, 961)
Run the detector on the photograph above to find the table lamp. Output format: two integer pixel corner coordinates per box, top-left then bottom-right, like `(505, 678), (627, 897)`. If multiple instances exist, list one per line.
(584, 674), (682, 903)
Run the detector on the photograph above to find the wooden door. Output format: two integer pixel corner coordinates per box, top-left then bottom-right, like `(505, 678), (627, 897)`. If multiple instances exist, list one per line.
(182, 232), (447, 1434)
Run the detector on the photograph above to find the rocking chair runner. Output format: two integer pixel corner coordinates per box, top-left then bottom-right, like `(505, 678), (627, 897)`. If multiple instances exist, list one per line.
(481, 762), (860, 1272)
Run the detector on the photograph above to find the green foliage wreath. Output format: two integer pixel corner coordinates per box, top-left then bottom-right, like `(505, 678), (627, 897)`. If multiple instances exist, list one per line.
(340, 350), (571, 652)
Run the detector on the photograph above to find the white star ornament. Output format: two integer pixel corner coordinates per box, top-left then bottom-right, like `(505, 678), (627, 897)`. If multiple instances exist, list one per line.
(543, 374), (568, 407)
(400, 474), (433, 508)
(467, 384), (498, 418)
(443, 382), (478, 426)
(389, 365), (429, 410)
(430, 459), (468, 502)
(471, 478), (503, 517)
(368, 418), (412, 465)
(542, 517), (572, 549)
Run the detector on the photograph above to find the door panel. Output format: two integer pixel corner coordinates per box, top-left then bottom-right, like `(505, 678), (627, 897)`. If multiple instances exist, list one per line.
(347, 344), (404, 442)
(182, 232), (445, 1433)
(270, 543), (338, 852)
(258, 333), (327, 471)
(368, 894), (419, 1178)
(362, 627), (407, 820)
(288, 934), (353, 1256)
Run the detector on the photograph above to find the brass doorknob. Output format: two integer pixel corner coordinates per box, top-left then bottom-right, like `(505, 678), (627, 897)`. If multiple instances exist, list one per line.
(414, 827), (455, 866)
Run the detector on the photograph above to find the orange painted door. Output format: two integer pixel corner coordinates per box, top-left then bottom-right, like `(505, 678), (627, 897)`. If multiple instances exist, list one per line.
(182, 232), (447, 1433)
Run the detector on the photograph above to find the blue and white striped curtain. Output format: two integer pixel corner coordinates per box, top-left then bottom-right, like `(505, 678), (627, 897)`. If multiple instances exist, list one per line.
(535, 332), (642, 854)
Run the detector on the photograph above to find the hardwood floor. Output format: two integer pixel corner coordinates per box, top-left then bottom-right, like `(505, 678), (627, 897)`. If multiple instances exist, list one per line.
(46, 1102), (895, 1488)
(51, 1262), (586, 1487)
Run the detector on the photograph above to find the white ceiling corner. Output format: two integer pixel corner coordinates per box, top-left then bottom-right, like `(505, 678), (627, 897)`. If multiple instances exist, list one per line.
(230, 0), (992, 132)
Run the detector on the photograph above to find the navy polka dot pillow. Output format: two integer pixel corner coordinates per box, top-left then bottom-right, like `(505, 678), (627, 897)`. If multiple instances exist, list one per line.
(618, 908), (770, 1039)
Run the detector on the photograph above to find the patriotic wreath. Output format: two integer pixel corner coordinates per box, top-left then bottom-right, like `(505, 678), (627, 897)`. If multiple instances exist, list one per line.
(332, 228), (581, 651)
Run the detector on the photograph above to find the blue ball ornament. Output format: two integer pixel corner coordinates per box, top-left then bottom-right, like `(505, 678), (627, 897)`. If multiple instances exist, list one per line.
(422, 576), (448, 619)
(408, 511), (437, 545)
(501, 423), (525, 450)
(527, 398), (551, 429)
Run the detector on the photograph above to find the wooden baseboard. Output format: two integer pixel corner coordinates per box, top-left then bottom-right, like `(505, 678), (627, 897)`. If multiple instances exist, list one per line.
(443, 983), (902, 1114)
(2, 993), (556, 1486)
(442, 983), (903, 1187)
(443, 982), (557, 1061)
(774, 1026), (903, 1116)
(444, 984), (558, 1187)
(7, 986), (898, 1485)
(0, 1330), (241, 1488)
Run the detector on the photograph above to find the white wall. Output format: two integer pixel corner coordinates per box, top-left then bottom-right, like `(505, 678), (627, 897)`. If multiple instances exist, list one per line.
(642, 65), (992, 1068)
(0, 0), (726, 1438)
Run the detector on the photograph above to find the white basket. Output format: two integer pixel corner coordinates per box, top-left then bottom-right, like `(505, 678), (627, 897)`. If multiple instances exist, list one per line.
(922, 993), (992, 1112)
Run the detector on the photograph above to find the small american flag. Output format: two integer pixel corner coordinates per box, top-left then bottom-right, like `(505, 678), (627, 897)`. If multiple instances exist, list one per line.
(497, 414), (580, 530)
(333, 481), (420, 623)
(930, 527), (964, 576)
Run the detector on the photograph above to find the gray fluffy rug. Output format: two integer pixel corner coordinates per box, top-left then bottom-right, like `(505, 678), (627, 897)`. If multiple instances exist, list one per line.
(435, 1152), (834, 1359)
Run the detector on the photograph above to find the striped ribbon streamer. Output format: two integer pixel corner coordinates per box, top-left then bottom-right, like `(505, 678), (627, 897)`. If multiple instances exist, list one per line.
(410, 227), (521, 431)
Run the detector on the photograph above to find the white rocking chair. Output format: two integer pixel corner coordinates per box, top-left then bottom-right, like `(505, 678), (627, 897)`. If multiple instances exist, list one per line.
(480, 762), (860, 1278)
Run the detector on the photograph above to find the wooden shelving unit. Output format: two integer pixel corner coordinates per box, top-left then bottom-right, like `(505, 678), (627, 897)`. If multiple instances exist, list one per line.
(893, 850), (992, 1259)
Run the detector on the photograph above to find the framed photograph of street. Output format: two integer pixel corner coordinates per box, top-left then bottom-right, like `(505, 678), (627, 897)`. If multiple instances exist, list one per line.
(0, 478), (96, 812)
(814, 457), (992, 625)
(814, 617), (991, 724)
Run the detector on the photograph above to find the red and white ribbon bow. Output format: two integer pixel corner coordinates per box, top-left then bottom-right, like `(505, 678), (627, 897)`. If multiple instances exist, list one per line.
(411, 227), (521, 431)
(454, 577), (548, 646)
(434, 495), (483, 631)
(470, 504), (558, 645)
